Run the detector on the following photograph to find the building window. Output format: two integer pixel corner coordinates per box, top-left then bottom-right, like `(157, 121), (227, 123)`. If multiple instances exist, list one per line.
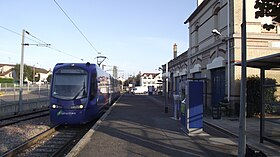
(213, 2), (221, 33)
(194, 21), (199, 52)
(213, 12), (218, 30)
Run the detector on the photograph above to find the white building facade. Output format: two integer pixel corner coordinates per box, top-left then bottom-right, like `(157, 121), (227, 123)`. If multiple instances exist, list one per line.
(140, 73), (162, 91)
(0, 64), (15, 79)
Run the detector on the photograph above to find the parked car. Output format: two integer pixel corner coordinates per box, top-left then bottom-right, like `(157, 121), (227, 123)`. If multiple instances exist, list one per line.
(133, 86), (148, 94)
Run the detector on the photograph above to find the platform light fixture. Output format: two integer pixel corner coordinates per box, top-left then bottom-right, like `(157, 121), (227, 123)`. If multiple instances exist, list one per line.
(211, 29), (222, 36)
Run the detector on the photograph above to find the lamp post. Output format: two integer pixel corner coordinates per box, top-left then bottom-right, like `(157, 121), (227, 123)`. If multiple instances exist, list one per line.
(165, 63), (169, 113)
(239, 0), (247, 156)
(158, 66), (168, 113)
(212, 29), (230, 102)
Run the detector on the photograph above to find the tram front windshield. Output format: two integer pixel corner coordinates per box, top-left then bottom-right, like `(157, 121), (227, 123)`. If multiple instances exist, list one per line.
(52, 67), (88, 100)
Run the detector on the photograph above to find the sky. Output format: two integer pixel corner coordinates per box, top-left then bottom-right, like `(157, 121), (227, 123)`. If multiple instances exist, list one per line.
(0, 0), (197, 78)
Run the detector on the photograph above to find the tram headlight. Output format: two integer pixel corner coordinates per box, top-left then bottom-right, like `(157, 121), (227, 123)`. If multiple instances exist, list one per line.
(70, 104), (84, 109)
(52, 104), (62, 109)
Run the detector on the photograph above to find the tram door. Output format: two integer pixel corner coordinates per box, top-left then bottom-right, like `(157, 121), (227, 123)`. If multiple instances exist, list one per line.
(211, 68), (225, 107)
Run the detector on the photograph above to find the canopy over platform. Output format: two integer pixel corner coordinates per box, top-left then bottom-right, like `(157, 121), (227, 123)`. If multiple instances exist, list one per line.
(235, 53), (280, 69)
(235, 53), (280, 146)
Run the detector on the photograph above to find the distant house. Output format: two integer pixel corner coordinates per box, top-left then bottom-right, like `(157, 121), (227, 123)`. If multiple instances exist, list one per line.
(34, 67), (52, 84)
(0, 64), (15, 79)
(140, 73), (162, 91)
(0, 64), (51, 83)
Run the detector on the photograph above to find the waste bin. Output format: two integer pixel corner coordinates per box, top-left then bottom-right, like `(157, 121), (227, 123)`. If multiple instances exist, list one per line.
(212, 105), (221, 119)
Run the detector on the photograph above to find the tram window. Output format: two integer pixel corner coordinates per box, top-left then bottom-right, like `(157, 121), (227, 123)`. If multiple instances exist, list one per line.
(90, 73), (97, 99)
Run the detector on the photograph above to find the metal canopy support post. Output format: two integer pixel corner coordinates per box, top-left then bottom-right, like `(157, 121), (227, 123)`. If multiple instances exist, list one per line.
(238, 0), (247, 156)
(260, 68), (265, 143)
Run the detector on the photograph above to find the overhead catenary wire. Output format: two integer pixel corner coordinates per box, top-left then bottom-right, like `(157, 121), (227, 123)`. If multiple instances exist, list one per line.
(25, 31), (85, 61)
(26, 31), (50, 45)
(25, 30), (85, 61)
(54, 0), (99, 54)
(47, 46), (85, 61)
(0, 25), (21, 36)
(0, 25), (43, 45)
(0, 25), (85, 61)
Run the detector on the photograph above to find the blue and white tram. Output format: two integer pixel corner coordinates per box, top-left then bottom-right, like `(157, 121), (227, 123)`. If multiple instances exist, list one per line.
(49, 62), (120, 125)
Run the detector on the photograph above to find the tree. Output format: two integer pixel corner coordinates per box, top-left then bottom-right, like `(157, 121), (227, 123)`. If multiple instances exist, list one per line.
(135, 72), (141, 86)
(255, 0), (280, 30)
(123, 76), (134, 86)
(13, 64), (34, 82)
(34, 73), (40, 82)
(123, 72), (142, 87)
(47, 74), (52, 83)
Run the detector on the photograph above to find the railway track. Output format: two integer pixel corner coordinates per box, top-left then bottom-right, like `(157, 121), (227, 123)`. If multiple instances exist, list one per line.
(0, 109), (49, 128)
(1, 118), (98, 157)
(203, 121), (238, 138)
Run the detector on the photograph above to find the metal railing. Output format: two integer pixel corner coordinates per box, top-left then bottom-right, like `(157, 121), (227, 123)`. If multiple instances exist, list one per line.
(0, 83), (50, 117)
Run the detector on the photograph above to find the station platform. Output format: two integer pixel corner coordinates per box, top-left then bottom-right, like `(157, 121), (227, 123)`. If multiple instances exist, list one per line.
(67, 94), (240, 157)
(204, 116), (280, 156)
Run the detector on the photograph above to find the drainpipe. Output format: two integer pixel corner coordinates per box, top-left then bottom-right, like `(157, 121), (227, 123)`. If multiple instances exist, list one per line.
(227, 0), (230, 102)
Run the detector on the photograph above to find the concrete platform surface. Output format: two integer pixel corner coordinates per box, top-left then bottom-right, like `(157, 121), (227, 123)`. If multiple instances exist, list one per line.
(67, 94), (238, 157)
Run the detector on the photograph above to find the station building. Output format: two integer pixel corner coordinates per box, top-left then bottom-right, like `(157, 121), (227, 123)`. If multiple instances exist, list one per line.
(162, 0), (280, 116)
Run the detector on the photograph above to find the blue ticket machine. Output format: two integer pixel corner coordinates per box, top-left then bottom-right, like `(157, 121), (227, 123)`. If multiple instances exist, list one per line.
(184, 81), (203, 134)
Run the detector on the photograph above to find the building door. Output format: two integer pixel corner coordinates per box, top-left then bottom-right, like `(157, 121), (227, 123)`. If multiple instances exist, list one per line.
(175, 76), (180, 95)
(211, 68), (225, 107)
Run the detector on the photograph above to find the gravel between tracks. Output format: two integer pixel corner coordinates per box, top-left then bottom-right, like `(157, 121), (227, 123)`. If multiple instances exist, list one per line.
(0, 116), (50, 154)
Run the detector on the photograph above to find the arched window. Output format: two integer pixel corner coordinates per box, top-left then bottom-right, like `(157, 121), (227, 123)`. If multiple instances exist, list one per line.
(194, 22), (199, 52)
(213, 2), (221, 32)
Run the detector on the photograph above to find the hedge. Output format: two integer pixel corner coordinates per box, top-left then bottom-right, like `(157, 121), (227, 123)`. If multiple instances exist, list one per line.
(0, 78), (14, 83)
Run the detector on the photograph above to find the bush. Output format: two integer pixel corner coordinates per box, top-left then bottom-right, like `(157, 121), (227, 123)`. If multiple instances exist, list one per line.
(247, 75), (277, 117)
(0, 78), (14, 83)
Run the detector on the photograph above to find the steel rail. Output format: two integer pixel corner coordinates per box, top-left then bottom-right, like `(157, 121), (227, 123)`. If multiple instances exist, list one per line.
(0, 109), (49, 128)
(0, 108), (49, 121)
(1, 125), (58, 157)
